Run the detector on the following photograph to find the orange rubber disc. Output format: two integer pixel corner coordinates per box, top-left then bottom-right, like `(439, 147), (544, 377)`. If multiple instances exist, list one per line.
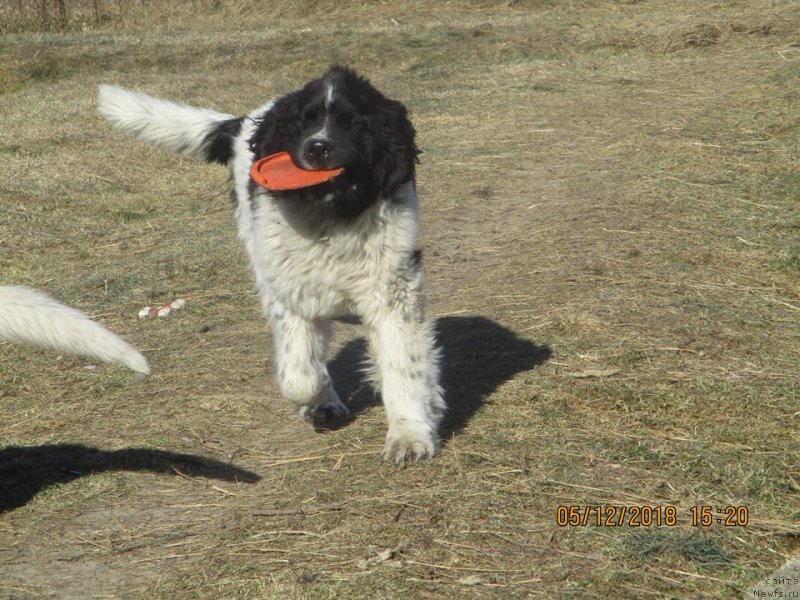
(250, 151), (344, 191)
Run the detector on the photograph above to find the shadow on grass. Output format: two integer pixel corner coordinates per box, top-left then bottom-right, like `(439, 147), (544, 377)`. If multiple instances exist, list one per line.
(0, 444), (261, 513)
(326, 315), (551, 437)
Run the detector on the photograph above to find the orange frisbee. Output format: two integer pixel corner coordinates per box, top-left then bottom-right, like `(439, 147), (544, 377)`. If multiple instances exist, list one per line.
(250, 151), (344, 191)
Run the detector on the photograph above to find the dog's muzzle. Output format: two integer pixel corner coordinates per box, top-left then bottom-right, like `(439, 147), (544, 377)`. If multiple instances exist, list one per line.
(303, 139), (335, 170)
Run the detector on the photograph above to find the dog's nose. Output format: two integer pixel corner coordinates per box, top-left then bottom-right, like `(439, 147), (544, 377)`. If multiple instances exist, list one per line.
(304, 139), (334, 165)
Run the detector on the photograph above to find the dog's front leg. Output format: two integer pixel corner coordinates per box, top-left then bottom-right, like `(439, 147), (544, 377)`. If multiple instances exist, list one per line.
(269, 303), (350, 422)
(367, 310), (445, 464)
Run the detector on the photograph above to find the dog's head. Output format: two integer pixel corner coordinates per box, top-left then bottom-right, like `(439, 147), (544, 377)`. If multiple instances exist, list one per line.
(249, 65), (419, 217)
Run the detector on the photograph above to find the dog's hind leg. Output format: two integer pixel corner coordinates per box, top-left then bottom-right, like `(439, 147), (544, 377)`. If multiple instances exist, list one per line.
(269, 303), (350, 423)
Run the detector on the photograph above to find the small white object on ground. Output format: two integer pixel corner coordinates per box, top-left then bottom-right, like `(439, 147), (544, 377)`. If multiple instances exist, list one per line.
(138, 298), (186, 319)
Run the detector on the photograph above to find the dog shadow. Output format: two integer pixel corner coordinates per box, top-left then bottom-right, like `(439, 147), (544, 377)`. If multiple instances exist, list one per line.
(326, 315), (552, 437)
(0, 444), (261, 513)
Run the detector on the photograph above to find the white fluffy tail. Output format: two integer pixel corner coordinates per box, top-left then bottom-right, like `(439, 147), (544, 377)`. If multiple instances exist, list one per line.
(0, 286), (150, 375)
(97, 84), (239, 162)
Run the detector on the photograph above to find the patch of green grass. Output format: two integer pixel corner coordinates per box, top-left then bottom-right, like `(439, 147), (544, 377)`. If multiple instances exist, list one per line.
(599, 438), (661, 465)
(0, 144), (23, 155)
(779, 237), (800, 274)
(765, 171), (800, 205)
(26, 55), (61, 81)
(624, 530), (731, 567)
(115, 210), (149, 224)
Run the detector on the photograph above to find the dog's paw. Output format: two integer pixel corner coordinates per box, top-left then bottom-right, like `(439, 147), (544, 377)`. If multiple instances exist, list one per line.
(381, 421), (439, 465)
(296, 387), (350, 423)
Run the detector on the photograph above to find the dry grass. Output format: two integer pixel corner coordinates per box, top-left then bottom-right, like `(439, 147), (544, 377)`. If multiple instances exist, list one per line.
(0, 0), (539, 33)
(2, 1), (800, 598)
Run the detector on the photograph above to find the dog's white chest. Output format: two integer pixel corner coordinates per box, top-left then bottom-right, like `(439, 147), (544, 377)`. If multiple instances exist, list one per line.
(243, 192), (408, 319)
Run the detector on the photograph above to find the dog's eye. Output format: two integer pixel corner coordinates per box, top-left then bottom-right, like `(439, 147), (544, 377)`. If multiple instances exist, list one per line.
(302, 107), (321, 124)
(335, 109), (354, 127)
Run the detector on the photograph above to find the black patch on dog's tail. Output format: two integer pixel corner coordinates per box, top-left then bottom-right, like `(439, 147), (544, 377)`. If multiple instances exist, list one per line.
(203, 117), (244, 165)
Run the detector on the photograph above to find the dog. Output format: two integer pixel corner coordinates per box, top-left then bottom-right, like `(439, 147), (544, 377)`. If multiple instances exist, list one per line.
(0, 286), (149, 375)
(97, 65), (445, 463)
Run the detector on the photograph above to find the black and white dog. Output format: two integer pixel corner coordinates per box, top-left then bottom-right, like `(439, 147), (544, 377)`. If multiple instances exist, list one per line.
(98, 66), (444, 463)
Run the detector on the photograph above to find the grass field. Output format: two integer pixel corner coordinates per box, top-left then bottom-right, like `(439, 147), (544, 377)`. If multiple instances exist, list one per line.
(2, 1), (800, 598)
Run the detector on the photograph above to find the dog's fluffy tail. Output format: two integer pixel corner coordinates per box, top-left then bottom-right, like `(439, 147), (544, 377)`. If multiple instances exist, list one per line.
(0, 286), (150, 375)
(97, 84), (243, 165)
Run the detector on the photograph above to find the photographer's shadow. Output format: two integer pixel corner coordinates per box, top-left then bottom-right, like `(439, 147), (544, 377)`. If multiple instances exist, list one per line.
(328, 315), (551, 436)
(0, 444), (261, 513)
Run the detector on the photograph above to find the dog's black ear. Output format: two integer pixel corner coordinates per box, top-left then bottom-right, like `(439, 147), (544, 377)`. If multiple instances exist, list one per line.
(371, 98), (420, 196)
(248, 92), (303, 159)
